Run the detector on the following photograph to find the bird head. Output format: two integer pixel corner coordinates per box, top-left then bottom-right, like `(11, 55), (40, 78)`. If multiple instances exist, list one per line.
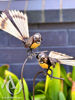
(33, 33), (42, 44)
(36, 52), (48, 63)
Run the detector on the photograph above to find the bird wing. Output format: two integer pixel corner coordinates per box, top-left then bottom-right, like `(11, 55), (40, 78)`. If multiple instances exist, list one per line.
(49, 51), (75, 66)
(0, 10), (29, 41)
(24, 36), (34, 48)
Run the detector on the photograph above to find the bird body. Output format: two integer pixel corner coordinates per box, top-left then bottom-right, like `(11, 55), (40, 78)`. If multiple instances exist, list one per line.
(36, 52), (51, 69)
(30, 43), (40, 49)
(36, 51), (75, 69)
(0, 10), (42, 51)
(39, 63), (48, 69)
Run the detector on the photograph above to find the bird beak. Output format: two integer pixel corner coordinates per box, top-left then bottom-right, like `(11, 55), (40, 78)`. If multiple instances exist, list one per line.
(36, 55), (39, 59)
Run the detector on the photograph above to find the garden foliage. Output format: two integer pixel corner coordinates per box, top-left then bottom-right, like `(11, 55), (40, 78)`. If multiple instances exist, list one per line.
(0, 63), (75, 100)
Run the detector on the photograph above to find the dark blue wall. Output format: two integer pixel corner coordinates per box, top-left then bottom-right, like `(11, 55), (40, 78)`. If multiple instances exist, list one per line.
(0, 22), (75, 91)
(0, 0), (75, 91)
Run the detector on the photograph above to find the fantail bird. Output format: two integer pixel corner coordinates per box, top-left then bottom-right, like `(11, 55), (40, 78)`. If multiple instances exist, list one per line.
(36, 51), (75, 77)
(0, 10), (42, 52)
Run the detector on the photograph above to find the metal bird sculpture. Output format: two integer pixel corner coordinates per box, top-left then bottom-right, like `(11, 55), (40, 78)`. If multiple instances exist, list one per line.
(36, 51), (75, 77)
(0, 10), (42, 53)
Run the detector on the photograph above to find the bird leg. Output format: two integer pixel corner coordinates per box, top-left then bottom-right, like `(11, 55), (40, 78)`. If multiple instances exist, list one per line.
(27, 48), (34, 57)
(47, 67), (53, 78)
(46, 67), (64, 80)
(27, 48), (33, 53)
(47, 72), (64, 80)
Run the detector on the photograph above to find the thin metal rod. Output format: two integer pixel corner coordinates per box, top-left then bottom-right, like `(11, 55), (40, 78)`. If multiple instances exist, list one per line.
(21, 56), (29, 100)
(24, 0), (28, 13)
(33, 71), (45, 100)
(42, 0), (45, 22)
(32, 50), (48, 56)
(60, 0), (63, 22)
(7, 0), (12, 10)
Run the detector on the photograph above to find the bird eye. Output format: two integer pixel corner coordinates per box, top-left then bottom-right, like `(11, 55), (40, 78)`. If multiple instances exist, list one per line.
(42, 57), (45, 60)
(36, 55), (39, 59)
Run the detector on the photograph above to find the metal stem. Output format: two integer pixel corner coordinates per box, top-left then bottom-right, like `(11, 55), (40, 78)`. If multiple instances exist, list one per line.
(33, 71), (45, 100)
(32, 69), (64, 100)
(21, 56), (29, 100)
(7, 0), (12, 10)
(46, 72), (64, 80)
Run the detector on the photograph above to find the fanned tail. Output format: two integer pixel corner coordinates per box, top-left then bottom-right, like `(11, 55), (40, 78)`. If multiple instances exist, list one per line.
(0, 10), (29, 41)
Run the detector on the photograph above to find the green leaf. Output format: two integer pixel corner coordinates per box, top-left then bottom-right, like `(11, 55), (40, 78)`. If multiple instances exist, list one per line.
(35, 81), (45, 94)
(67, 72), (72, 78)
(0, 77), (11, 100)
(59, 91), (66, 100)
(13, 79), (29, 100)
(5, 70), (19, 95)
(60, 65), (72, 87)
(45, 63), (61, 100)
(71, 75), (75, 100)
(5, 70), (18, 84)
(0, 64), (9, 78)
(31, 94), (46, 100)
(63, 81), (68, 98)
(71, 66), (75, 100)
(0, 92), (3, 100)
(45, 66), (53, 93)
(67, 88), (71, 100)
(71, 89), (75, 100)
(72, 66), (75, 81)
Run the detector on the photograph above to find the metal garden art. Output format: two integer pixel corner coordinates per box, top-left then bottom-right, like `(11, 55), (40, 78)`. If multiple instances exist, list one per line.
(0, 9), (75, 100)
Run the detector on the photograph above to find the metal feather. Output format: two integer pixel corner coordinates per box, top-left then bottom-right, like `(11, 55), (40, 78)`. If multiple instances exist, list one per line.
(0, 10), (29, 41)
(49, 51), (75, 66)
